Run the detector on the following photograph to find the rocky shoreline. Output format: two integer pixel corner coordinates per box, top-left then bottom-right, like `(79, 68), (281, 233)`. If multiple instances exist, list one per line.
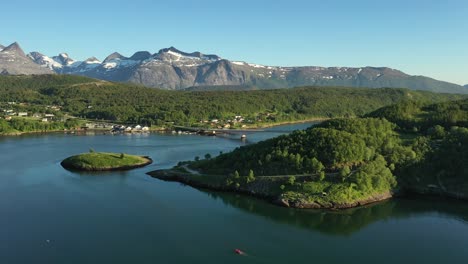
(273, 191), (393, 209)
(147, 169), (393, 210)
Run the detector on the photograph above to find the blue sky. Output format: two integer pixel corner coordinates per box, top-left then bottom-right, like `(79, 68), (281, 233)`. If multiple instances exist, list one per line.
(1, 0), (467, 84)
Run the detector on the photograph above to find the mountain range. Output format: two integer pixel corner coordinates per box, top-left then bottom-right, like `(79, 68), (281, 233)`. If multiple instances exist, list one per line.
(1, 41), (467, 93)
(0, 42), (53, 75)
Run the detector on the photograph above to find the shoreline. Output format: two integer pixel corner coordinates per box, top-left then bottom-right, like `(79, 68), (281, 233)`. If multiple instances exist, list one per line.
(241, 117), (329, 129)
(147, 169), (393, 210)
(0, 117), (327, 137)
(0, 129), (72, 136)
(147, 169), (468, 210)
(0, 127), (171, 137)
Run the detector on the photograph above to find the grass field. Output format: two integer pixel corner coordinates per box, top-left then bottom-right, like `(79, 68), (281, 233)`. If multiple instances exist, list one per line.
(61, 152), (151, 171)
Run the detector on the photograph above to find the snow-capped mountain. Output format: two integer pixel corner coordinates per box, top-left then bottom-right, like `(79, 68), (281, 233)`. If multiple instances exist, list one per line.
(52, 53), (77, 68)
(1, 41), (467, 93)
(0, 42), (53, 75)
(34, 46), (226, 86)
(28, 52), (63, 70)
(28, 52), (102, 74)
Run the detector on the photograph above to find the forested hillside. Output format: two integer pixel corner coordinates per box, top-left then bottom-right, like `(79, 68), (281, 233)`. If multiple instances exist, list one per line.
(1, 75), (465, 127)
(187, 118), (402, 207)
(367, 99), (468, 198)
(156, 99), (468, 208)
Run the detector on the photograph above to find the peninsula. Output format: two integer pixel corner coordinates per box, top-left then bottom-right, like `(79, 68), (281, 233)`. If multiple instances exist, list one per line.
(149, 99), (468, 209)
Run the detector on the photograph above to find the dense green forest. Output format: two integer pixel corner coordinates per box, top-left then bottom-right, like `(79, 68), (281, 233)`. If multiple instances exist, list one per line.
(368, 99), (468, 198)
(188, 118), (402, 206)
(366, 99), (468, 132)
(0, 75), (465, 129)
(167, 99), (468, 207)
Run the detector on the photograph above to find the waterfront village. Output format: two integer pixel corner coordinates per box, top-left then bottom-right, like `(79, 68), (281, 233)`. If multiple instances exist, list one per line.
(1, 101), (278, 134)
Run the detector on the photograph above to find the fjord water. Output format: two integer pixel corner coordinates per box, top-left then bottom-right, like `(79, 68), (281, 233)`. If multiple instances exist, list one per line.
(1, 123), (467, 264)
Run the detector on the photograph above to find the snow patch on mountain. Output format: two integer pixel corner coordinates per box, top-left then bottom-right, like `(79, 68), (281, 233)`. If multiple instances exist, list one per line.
(102, 59), (139, 70)
(85, 57), (101, 64)
(232, 61), (246, 66)
(103, 62), (118, 69)
(28, 52), (63, 70)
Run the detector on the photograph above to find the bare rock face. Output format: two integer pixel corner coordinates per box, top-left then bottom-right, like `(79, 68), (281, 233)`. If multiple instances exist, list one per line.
(73, 47), (468, 93)
(0, 42), (53, 75)
(4, 41), (465, 93)
(130, 63), (185, 89)
(103, 52), (127, 62)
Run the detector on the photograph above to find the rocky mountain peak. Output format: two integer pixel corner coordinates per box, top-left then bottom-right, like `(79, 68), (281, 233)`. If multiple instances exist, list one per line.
(28, 52), (48, 64)
(27, 52), (64, 70)
(0, 42), (54, 75)
(157, 47), (221, 61)
(103, 52), (127, 62)
(166, 46), (182, 53)
(53, 53), (75, 66)
(129, 51), (152, 61)
(85, 57), (101, 63)
(1, 42), (26, 57)
(0, 44), (4, 50)
(28, 51), (45, 60)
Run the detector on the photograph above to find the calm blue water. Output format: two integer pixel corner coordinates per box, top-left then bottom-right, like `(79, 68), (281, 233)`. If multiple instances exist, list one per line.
(0, 123), (467, 264)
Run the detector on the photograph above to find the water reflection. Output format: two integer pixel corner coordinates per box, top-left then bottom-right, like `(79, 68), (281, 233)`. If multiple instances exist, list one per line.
(201, 190), (468, 236)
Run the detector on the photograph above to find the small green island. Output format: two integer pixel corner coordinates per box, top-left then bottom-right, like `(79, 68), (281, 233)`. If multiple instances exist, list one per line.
(149, 99), (468, 209)
(61, 152), (152, 171)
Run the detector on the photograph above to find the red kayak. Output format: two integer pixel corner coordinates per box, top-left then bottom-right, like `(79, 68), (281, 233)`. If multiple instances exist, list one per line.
(234, 249), (245, 255)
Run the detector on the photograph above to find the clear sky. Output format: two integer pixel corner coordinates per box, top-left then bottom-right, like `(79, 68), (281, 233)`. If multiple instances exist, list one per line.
(1, 0), (467, 84)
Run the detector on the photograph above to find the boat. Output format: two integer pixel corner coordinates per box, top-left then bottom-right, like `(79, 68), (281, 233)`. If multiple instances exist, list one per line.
(234, 249), (245, 255)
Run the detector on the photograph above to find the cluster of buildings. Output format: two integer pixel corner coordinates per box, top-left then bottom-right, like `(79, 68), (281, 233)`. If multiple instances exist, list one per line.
(1, 102), (61, 122)
(111, 124), (150, 132)
(1, 108), (56, 122)
(82, 123), (150, 133)
(199, 115), (249, 129)
(198, 113), (276, 129)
